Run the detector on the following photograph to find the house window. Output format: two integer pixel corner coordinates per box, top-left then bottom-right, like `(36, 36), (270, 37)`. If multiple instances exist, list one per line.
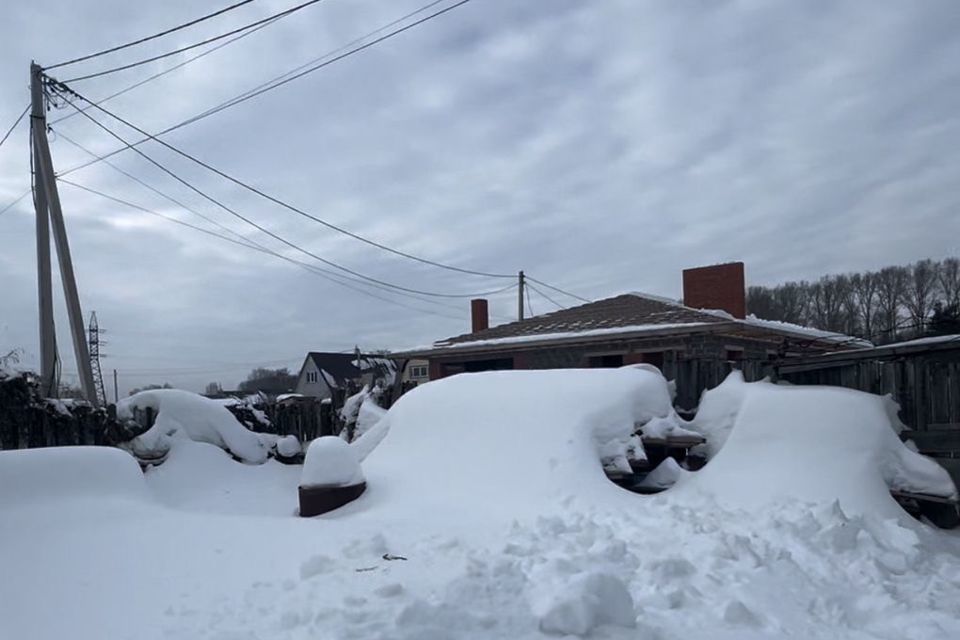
(410, 365), (428, 379)
(306, 371), (318, 383)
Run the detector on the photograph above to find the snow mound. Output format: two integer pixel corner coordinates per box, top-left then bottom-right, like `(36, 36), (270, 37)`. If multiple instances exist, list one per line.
(0, 446), (147, 507)
(276, 435), (301, 458)
(301, 436), (364, 487)
(144, 440), (300, 515)
(356, 396), (387, 438)
(637, 457), (689, 490)
(533, 572), (636, 635)
(679, 382), (958, 516)
(360, 367), (674, 521)
(687, 369), (749, 457)
(118, 389), (268, 464)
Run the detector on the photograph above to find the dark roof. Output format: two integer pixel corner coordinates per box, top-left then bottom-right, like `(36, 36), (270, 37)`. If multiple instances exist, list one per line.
(306, 352), (363, 384)
(437, 293), (727, 346)
(393, 292), (869, 359)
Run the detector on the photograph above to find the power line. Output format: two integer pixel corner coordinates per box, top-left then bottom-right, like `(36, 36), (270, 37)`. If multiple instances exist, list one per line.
(54, 129), (514, 320)
(526, 275), (591, 304)
(526, 282), (566, 310)
(52, 74), (513, 280)
(61, 0), (329, 83)
(0, 189), (31, 217)
(50, 14), (287, 126)
(44, 0), (258, 70)
(58, 178), (471, 321)
(50, 88), (509, 300)
(55, 129), (263, 249)
(181, 0), (455, 128)
(55, 0), (474, 180)
(0, 104), (29, 149)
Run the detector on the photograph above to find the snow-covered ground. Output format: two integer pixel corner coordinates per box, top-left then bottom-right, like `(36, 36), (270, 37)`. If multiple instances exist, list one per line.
(2, 368), (960, 640)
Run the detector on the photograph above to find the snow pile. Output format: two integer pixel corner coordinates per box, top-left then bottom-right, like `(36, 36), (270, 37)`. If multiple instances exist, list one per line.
(118, 389), (268, 464)
(532, 572), (636, 635)
(6, 367), (960, 640)
(637, 457), (689, 490)
(0, 446), (147, 507)
(301, 436), (364, 488)
(144, 440), (301, 516)
(687, 369), (749, 457)
(277, 435), (301, 458)
(356, 396), (387, 438)
(360, 368), (674, 523)
(680, 380), (958, 515)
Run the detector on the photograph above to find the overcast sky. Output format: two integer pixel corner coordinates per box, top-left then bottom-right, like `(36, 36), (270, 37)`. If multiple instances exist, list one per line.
(1, 0), (958, 395)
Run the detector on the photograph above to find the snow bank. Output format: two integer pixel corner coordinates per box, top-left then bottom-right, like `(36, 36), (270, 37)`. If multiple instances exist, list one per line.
(356, 396), (387, 437)
(533, 572), (636, 635)
(301, 436), (364, 487)
(680, 382), (958, 516)
(118, 389), (268, 464)
(687, 370), (748, 457)
(360, 367), (674, 521)
(0, 446), (147, 507)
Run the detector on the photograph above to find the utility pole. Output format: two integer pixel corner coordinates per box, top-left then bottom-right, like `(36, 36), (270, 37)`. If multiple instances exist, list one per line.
(30, 62), (99, 406)
(113, 369), (119, 404)
(31, 63), (56, 397)
(518, 270), (526, 321)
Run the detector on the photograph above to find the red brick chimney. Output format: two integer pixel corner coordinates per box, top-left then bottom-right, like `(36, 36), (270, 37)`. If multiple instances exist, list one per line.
(470, 298), (489, 333)
(682, 262), (746, 319)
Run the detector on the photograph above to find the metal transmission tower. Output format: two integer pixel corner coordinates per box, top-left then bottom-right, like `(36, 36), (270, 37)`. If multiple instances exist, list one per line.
(30, 62), (99, 405)
(87, 312), (107, 406)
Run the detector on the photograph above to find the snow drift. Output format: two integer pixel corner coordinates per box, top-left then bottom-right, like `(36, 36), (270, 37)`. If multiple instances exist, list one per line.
(356, 367), (674, 524)
(118, 389), (268, 464)
(0, 446), (148, 507)
(681, 375), (957, 516)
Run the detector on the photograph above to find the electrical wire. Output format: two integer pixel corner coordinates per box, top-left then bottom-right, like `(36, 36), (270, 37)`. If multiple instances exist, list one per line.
(52, 130), (514, 322)
(55, 129), (264, 249)
(54, 0), (474, 180)
(58, 178), (478, 322)
(526, 287), (534, 318)
(44, 0), (257, 70)
(61, 0), (329, 82)
(50, 14), (287, 126)
(0, 189), (31, 217)
(180, 0), (458, 128)
(53, 76), (513, 280)
(525, 275), (591, 304)
(526, 282), (566, 310)
(0, 104), (29, 149)
(51, 88), (511, 299)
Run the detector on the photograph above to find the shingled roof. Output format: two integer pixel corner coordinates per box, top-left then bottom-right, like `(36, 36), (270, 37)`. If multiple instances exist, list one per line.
(436, 293), (727, 347)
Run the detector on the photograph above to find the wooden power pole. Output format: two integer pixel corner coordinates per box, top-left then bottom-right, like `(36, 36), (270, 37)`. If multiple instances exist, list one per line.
(30, 62), (99, 406)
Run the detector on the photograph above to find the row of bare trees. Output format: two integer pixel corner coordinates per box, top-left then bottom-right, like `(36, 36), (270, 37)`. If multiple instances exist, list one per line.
(747, 257), (960, 343)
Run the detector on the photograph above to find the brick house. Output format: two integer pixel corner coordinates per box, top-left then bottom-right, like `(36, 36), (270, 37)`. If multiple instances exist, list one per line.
(394, 263), (869, 409)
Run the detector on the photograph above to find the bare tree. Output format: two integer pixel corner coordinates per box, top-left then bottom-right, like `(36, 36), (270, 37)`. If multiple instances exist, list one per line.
(938, 257), (960, 306)
(808, 275), (850, 333)
(850, 272), (879, 340)
(774, 281), (809, 325)
(903, 259), (939, 333)
(875, 266), (907, 341)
